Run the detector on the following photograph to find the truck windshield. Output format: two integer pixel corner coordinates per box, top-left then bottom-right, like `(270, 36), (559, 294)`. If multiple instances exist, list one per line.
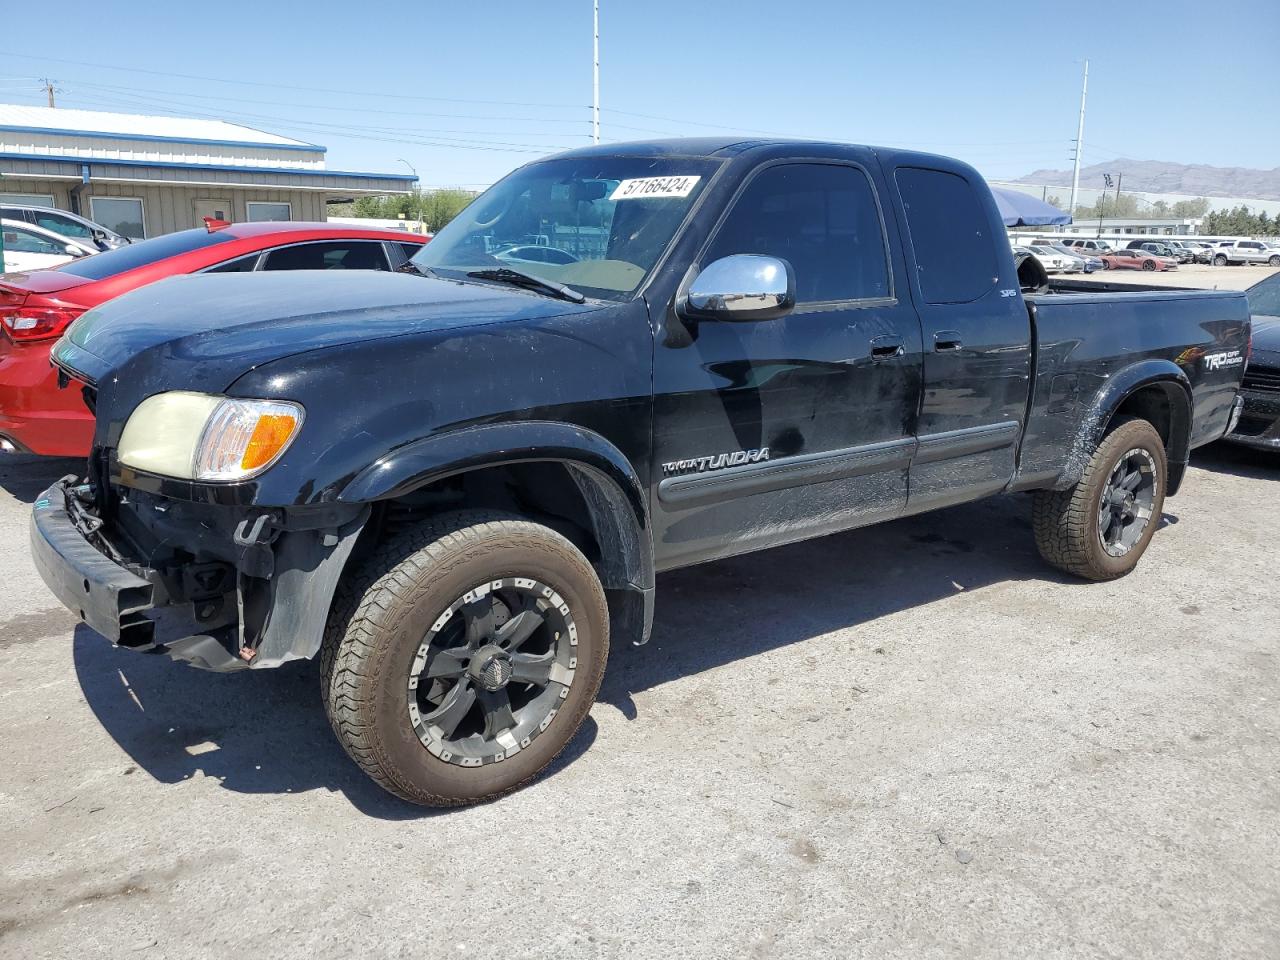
(412, 156), (720, 301)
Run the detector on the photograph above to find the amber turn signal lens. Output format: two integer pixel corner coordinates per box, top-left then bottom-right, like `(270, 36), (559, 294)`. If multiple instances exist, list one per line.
(242, 413), (300, 471)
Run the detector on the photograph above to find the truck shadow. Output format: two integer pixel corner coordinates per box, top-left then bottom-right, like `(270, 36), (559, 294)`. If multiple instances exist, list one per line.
(70, 627), (598, 820)
(0, 455), (83, 504)
(70, 491), (1167, 818)
(1191, 441), (1279, 481)
(600, 493), (1126, 720)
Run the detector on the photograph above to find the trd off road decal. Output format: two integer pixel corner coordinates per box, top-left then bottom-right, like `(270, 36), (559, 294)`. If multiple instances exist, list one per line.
(662, 447), (770, 476)
(1204, 350), (1244, 372)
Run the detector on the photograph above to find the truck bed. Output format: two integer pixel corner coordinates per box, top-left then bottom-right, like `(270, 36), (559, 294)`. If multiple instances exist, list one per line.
(1017, 284), (1250, 489)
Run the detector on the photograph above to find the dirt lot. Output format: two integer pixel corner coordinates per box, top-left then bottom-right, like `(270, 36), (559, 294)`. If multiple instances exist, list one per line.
(1, 437), (1277, 959)
(1077, 262), (1278, 290)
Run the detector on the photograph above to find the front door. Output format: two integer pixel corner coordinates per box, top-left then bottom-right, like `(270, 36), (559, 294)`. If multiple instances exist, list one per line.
(193, 198), (233, 225)
(651, 158), (923, 570)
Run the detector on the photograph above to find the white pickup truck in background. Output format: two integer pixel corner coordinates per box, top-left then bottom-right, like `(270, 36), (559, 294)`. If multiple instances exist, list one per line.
(1212, 239), (1280, 266)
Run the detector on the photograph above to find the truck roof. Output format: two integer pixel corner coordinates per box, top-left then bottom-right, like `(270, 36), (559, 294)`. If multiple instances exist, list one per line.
(548, 136), (960, 170)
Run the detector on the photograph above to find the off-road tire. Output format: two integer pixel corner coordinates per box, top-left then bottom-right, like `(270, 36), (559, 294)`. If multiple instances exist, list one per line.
(320, 510), (609, 806)
(1032, 417), (1167, 581)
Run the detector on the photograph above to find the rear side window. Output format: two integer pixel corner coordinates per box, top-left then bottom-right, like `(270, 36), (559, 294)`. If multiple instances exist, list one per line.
(703, 162), (890, 303)
(895, 167), (998, 304)
(260, 241), (389, 271)
(205, 254), (260, 273)
(57, 228), (235, 280)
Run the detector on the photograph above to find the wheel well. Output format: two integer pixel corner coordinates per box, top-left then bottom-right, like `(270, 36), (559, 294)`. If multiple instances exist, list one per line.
(1108, 381), (1191, 465)
(350, 460), (654, 643)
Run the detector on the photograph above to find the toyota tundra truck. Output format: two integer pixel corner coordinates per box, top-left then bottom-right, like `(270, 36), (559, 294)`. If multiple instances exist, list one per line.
(32, 138), (1250, 806)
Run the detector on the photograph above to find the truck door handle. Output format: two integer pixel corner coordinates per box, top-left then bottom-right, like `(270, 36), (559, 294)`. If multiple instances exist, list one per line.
(934, 331), (963, 352)
(869, 335), (904, 361)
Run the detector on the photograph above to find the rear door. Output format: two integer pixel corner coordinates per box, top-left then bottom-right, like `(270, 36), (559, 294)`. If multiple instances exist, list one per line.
(885, 160), (1032, 510)
(651, 155), (923, 569)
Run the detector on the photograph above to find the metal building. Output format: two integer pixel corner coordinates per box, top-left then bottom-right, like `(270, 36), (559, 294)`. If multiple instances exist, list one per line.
(0, 104), (415, 239)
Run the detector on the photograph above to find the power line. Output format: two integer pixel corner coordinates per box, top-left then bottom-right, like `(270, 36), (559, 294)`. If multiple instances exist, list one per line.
(0, 50), (586, 111)
(66, 78), (590, 127)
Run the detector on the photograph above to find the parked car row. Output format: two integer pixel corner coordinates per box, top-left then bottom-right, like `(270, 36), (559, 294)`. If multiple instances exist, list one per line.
(1007, 234), (1280, 267)
(1, 221), (428, 456)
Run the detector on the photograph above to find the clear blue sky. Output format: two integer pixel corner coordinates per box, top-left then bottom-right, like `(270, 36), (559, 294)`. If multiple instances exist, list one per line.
(2, 1), (1276, 188)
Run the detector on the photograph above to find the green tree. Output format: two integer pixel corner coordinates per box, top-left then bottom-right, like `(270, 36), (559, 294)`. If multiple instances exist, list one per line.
(346, 189), (477, 231)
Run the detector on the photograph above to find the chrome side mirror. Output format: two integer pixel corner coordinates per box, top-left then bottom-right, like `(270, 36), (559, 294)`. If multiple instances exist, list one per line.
(678, 254), (795, 322)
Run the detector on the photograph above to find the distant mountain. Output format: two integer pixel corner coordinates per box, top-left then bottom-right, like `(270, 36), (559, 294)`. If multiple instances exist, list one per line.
(1015, 160), (1280, 202)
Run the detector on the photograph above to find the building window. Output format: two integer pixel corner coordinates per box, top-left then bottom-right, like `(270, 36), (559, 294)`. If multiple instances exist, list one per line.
(0, 193), (56, 208)
(89, 197), (146, 240)
(247, 201), (292, 222)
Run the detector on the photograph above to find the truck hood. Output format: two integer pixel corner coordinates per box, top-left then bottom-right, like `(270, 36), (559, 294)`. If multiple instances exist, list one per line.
(52, 270), (598, 388)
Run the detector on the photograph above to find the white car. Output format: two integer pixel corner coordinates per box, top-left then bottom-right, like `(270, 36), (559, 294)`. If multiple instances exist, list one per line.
(1, 218), (97, 273)
(1026, 244), (1080, 273)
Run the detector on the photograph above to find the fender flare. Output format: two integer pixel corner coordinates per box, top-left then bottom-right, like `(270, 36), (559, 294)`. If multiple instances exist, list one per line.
(1061, 359), (1194, 494)
(337, 421), (655, 642)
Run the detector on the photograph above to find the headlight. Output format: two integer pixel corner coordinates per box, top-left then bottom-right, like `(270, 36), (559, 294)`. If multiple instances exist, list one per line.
(118, 391), (304, 482)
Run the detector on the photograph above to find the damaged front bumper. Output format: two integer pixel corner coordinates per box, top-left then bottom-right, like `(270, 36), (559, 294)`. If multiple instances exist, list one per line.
(31, 478), (367, 672)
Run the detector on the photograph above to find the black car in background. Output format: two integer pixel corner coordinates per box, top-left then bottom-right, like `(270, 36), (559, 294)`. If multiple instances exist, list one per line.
(1227, 272), (1280, 451)
(1126, 239), (1193, 264)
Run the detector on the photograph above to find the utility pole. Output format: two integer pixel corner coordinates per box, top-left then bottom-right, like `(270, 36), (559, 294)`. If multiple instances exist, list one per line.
(592, 0), (600, 144)
(42, 78), (56, 108)
(1069, 59), (1088, 217)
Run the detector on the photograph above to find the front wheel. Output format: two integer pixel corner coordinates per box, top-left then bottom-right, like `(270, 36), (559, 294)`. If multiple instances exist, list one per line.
(1142, 259), (1156, 271)
(1032, 417), (1167, 581)
(1214, 255), (1228, 266)
(1269, 255), (1280, 266)
(321, 511), (609, 806)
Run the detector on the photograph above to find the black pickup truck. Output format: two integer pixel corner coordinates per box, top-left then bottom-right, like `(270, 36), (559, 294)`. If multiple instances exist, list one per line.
(33, 138), (1249, 806)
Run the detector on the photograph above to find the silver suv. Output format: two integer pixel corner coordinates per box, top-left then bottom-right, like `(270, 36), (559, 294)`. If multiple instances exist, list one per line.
(0, 204), (130, 251)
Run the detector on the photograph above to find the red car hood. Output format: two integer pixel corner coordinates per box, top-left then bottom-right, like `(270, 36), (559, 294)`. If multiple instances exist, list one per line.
(0, 270), (95, 296)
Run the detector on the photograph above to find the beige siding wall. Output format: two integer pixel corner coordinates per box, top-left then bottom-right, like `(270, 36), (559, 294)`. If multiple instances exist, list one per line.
(1, 178), (326, 236)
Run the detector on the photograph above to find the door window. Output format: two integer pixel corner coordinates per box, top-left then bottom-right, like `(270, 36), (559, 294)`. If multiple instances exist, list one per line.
(30, 210), (95, 239)
(260, 241), (389, 271)
(89, 197), (146, 239)
(703, 163), (890, 303)
(895, 167), (998, 304)
(2, 225), (65, 255)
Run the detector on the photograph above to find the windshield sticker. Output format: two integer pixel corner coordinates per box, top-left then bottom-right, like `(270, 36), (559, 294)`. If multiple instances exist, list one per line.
(610, 176), (701, 201)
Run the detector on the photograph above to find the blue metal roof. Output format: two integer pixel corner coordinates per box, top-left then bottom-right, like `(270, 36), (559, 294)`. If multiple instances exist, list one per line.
(0, 122), (325, 153)
(0, 151), (416, 182)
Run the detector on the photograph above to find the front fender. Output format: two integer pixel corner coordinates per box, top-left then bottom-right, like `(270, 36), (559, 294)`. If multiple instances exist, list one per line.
(339, 421), (656, 644)
(338, 420), (646, 517)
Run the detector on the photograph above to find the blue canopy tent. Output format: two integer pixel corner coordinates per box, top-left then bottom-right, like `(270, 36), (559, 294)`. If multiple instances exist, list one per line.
(990, 186), (1071, 227)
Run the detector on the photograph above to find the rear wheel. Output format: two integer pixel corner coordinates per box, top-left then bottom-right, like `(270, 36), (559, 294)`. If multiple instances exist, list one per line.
(1142, 259), (1156, 271)
(320, 511), (608, 806)
(1032, 417), (1167, 581)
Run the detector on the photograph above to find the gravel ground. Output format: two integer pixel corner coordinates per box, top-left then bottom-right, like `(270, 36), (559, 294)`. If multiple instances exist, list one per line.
(1069, 262), (1278, 290)
(1, 443), (1277, 959)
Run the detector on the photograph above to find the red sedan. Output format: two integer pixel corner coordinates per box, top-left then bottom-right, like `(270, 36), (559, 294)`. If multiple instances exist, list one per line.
(1098, 249), (1169, 272)
(0, 221), (428, 456)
